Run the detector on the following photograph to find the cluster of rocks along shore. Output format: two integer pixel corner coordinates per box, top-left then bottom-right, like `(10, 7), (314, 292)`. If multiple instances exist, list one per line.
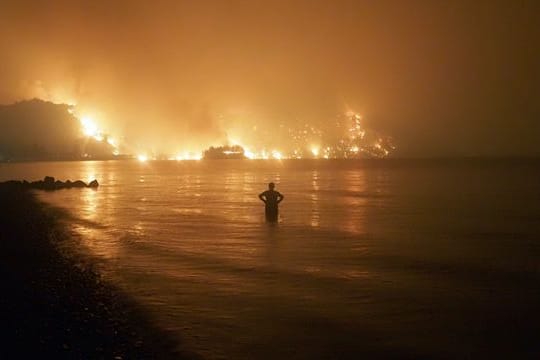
(1, 176), (99, 190)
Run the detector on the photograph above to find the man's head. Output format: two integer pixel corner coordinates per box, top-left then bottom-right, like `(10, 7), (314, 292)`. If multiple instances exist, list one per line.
(268, 182), (275, 190)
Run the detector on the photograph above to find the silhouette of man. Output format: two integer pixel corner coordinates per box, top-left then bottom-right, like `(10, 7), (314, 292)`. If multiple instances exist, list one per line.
(259, 182), (284, 222)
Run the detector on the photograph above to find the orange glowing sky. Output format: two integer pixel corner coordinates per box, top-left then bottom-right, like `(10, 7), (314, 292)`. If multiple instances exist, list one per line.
(0, 0), (538, 156)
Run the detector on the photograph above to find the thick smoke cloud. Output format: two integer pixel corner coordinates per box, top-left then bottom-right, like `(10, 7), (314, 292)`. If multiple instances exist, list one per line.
(0, 0), (539, 156)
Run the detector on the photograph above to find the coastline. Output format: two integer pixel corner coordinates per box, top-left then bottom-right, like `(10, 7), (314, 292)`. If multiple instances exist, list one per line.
(0, 184), (196, 359)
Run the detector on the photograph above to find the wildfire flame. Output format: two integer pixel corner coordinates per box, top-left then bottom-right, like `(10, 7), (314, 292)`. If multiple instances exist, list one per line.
(81, 116), (99, 138)
(137, 154), (148, 162)
(69, 106), (394, 160)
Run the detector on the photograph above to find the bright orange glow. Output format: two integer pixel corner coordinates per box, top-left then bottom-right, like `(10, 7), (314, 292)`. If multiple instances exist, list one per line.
(243, 148), (255, 159)
(174, 151), (202, 161)
(137, 154), (148, 162)
(81, 116), (99, 138)
(271, 150), (283, 160)
(69, 108), (122, 156)
(71, 109), (393, 160)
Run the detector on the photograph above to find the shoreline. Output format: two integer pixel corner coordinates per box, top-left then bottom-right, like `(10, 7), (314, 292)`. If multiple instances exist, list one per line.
(0, 184), (196, 359)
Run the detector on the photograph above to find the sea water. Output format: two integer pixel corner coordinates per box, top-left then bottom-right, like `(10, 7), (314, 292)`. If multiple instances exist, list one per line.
(1, 159), (539, 359)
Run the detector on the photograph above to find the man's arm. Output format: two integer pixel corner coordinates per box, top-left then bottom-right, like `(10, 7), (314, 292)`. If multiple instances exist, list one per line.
(258, 192), (266, 203)
(277, 192), (284, 203)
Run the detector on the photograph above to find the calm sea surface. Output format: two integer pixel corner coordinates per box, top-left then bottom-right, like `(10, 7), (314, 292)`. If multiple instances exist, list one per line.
(1, 159), (539, 359)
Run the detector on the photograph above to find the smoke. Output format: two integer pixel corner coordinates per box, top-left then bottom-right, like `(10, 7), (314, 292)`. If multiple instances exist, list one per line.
(0, 1), (232, 153)
(1, 0), (539, 156)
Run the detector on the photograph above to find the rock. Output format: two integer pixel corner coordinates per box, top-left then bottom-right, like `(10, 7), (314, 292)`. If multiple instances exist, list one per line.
(2, 178), (97, 190)
(3, 180), (22, 187)
(72, 180), (87, 188)
(55, 180), (66, 189)
(43, 176), (56, 190)
(31, 180), (44, 189)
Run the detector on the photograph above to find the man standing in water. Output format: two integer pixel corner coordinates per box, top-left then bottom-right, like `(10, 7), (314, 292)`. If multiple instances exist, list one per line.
(259, 182), (284, 222)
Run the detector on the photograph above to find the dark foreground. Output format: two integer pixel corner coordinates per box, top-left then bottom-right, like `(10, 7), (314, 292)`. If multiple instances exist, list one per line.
(0, 184), (195, 359)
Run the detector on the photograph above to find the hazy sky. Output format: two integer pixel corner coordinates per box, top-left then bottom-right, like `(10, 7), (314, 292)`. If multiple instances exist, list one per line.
(0, 0), (538, 156)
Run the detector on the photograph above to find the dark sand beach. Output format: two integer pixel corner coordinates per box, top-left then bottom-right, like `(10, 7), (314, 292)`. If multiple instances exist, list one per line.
(0, 184), (195, 359)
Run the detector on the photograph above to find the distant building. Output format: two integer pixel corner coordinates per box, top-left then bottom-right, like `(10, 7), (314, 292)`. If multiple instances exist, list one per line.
(203, 145), (246, 159)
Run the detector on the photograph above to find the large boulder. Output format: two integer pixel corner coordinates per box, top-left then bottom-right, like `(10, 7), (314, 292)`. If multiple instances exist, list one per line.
(1, 180), (22, 188)
(3, 178), (97, 190)
(54, 180), (66, 189)
(43, 176), (56, 190)
(31, 180), (44, 189)
(71, 180), (87, 188)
